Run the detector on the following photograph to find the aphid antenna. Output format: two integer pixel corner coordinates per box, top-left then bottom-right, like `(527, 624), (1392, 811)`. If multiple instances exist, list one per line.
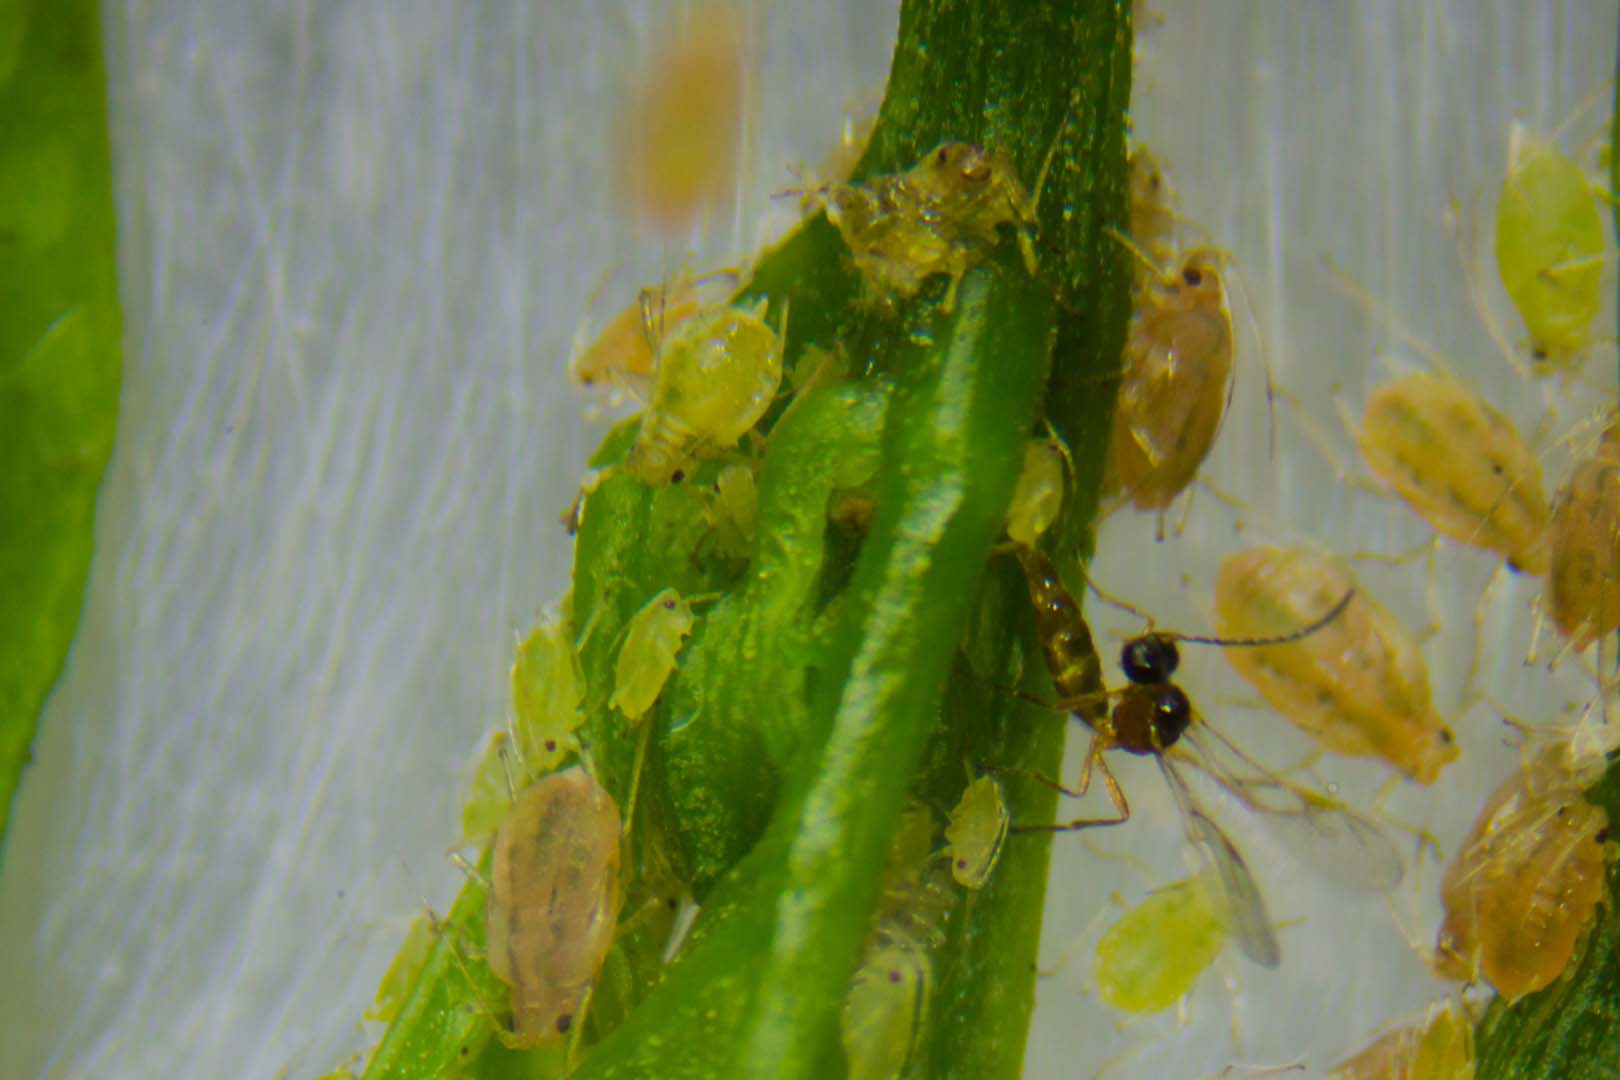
(1040, 416), (1079, 509)
(1201, 1060), (1306, 1080)
(1539, 77), (1620, 149)
(1319, 253), (1464, 382)
(567, 260), (627, 373)
(1103, 224), (1169, 280)
(1172, 587), (1355, 650)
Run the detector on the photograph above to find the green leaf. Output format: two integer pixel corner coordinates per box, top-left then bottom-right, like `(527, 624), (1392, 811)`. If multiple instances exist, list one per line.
(0, 0), (123, 851)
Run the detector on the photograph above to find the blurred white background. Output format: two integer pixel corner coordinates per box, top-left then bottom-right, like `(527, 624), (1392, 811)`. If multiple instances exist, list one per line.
(0, 2), (1614, 1078)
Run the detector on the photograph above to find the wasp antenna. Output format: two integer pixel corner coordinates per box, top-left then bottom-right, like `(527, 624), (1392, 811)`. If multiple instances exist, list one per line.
(1175, 588), (1354, 649)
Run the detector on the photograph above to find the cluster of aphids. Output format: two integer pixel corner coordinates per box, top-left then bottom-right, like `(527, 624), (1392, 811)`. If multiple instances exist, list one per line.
(360, 51), (1615, 1080)
(1046, 114), (1620, 1077)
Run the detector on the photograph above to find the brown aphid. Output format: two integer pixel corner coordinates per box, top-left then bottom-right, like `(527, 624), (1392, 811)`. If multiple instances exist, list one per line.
(1214, 546), (1457, 784)
(1325, 997), (1474, 1080)
(1434, 745), (1610, 1001)
(1546, 415), (1620, 650)
(1105, 249), (1234, 520)
(1357, 371), (1549, 574)
(486, 767), (623, 1045)
(816, 140), (1040, 312)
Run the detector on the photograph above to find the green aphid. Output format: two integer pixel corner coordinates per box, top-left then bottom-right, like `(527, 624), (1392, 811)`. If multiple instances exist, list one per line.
(363, 912), (436, 1025)
(707, 462), (759, 561)
(610, 587), (698, 721)
(1092, 870), (1229, 1014)
(841, 940), (932, 1080)
(626, 298), (784, 487)
(1003, 437), (1067, 547)
(510, 605), (586, 767)
(1495, 122), (1606, 370)
(942, 775), (1010, 890)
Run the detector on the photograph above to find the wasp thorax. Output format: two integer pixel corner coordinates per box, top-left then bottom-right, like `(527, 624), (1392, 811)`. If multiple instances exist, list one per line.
(1114, 683), (1191, 755)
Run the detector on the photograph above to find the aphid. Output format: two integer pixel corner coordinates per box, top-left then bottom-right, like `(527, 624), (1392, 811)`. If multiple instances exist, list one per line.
(617, 8), (745, 227)
(1356, 371), (1548, 574)
(626, 297), (784, 487)
(485, 766), (623, 1046)
(1104, 248), (1236, 529)
(609, 587), (698, 721)
(841, 940), (931, 1080)
(1092, 869), (1229, 1013)
(705, 461), (759, 561)
(568, 271), (737, 400)
(1433, 743), (1610, 1002)
(509, 607), (586, 768)
(1495, 121), (1607, 371)
(1127, 146), (1179, 279)
(813, 139), (1042, 312)
(1545, 415), (1620, 650)
(1213, 546), (1458, 784)
(942, 775), (1011, 890)
(1006, 544), (1401, 969)
(1003, 437), (1067, 547)
(1324, 997), (1474, 1080)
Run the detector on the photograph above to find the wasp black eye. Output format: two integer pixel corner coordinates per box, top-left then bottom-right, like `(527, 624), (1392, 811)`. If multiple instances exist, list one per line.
(1149, 685), (1192, 749)
(1121, 634), (1179, 685)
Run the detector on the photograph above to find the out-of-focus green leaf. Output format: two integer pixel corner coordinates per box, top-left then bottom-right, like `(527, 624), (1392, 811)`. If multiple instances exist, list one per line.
(0, 0), (124, 851)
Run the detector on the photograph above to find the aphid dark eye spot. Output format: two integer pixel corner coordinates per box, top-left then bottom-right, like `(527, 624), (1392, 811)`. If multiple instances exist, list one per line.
(936, 147), (951, 165)
(1597, 827), (1610, 843)
(557, 1013), (574, 1034)
(544, 738), (557, 752)
(1439, 728), (1455, 744)
(662, 599), (677, 610)
(671, 469), (686, 483)
(956, 857), (968, 870)
(1183, 267), (1203, 287)
(888, 970), (903, 984)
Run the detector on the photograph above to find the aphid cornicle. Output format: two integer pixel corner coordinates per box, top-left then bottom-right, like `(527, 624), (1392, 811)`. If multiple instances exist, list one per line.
(1213, 546), (1457, 784)
(816, 140), (1041, 312)
(1092, 869), (1229, 1014)
(1545, 416), (1620, 650)
(1494, 121), (1607, 371)
(609, 587), (697, 721)
(626, 297), (784, 487)
(1356, 371), (1549, 574)
(1005, 544), (1400, 970)
(1105, 249), (1235, 523)
(486, 767), (623, 1046)
(1324, 997), (1475, 1080)
(1433, 744), (1610, 1002)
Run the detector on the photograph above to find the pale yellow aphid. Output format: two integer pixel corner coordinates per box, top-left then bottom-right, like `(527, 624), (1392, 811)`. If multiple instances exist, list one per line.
(1003, 437), (1067, 546)
(568, 272), (736, 400)
(626, 296), (784, 487)
(1324, 997), (1474, 1080)
(942, 775), (1010, 890)
(706, 461), (759, 561)
(1433, 742), (1610, 1002)
(841, 806), (954, 1079)
(814, 140), (1041, 312)
(1092, 869), (1229, 1014)
(486, 766), (623, 1047)
(1495, 121), (1607, 371)
(609, 587), (697, 721)
(1356, 370), (1549, 574)
(461, 607), (586, 840)
(1127, 145), (1179, 278)
(1213, 546), (1458, 784)
(1106, 249), (1235, 523)
(1546, 414), (1620, 649)
(616, 6), (746, 228)
(841, 940), (931, 1080)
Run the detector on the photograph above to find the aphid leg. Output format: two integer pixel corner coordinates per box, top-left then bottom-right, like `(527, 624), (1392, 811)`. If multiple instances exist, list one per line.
(449, 851), (493, 891)
(1009, 739), (1133, 833)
